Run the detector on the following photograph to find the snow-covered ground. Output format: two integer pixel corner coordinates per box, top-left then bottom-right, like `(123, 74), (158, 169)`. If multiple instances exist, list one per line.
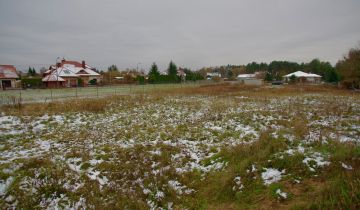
(0, 93), (359, 209)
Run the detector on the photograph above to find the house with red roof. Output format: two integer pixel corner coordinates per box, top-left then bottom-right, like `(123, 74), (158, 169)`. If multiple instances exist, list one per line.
(0, 65), (20, 90)
(42, 59), (102, 88)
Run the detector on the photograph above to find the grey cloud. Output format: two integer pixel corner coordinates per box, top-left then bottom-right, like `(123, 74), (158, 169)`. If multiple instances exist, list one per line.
(0, 0), (359, 72)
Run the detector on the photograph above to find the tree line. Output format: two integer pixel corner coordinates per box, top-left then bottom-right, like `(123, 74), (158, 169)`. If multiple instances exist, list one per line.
(101, 61), (204, 85)
(103, 44), (359, 87)
(19, 43), (359, 89)
(204, 44), (360, 87)
(209, 59), (338, 83)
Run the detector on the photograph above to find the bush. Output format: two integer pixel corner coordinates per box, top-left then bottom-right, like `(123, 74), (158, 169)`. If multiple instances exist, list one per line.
(136, 76), (145, 85)
(89, 79), (97, 85)
(212, 76), (221, 82)
(289, 75), (297, 84)
(21, 78), (42, 88)
(77, 78), (84, 87)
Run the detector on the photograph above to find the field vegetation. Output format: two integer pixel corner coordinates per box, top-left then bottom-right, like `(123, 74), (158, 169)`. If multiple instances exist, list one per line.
(0, 83), (359, 209)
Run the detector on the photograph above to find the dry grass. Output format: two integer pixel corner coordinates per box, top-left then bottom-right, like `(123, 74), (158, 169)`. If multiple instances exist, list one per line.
(1, 83), (356, 116)
(0, 95), (127, 116)
(154, 83), (349, 96)
(1, 82), (359, 209)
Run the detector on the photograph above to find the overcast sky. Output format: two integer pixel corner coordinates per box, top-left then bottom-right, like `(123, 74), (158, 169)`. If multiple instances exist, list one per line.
(0, 0), (359, 72)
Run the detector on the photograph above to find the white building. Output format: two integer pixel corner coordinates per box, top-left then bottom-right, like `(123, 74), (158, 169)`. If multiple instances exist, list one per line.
(43, 59), (101, 88)
(206, 72), (221, 80)
(283, 71), (322, 83)
(237, 73), (263, 85)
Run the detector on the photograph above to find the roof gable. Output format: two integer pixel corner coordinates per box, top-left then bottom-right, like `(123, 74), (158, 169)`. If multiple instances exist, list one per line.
(283, 71), (321, 78)
(0, 65), (19, 79)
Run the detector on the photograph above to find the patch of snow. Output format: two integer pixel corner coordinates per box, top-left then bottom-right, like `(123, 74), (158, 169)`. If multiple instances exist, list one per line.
(39, 193), (86, 209)
(303, 152), (330, 172)
(89, 159), (104, 166)
(67, 158), (82, 173)
(36, 140), (51, 151)
(149, 149), (162, 156)
(155, 191), (165, 200)
(5, 195), (15, 203)
(32, 123), (46, 134)
(232, 176), (244, 192)
(0, 177), (14, 196)
(261, 168), (285, 186)
(143, 188), (151, 195)
(0, 116), (24, 135)
(340, 162), (353, 170)
(339, 135), (359, 143)
(235, 124), (259, 138)
(285, 145), (305, 155)
(276, 189), (287, 199)
(168, 180), (194, 195)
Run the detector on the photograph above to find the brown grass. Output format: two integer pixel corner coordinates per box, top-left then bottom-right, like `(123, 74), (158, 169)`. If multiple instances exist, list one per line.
(1, 83), (357, 117)
(150, 83), (355, 98)
(0, 95), (126, 116)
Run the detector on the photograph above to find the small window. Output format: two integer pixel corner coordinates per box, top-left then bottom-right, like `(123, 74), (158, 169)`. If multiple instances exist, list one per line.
(63, 70), (70, 74)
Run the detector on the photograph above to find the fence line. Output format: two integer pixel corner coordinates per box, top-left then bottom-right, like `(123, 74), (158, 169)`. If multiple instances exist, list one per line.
(0, 81), (214, 105)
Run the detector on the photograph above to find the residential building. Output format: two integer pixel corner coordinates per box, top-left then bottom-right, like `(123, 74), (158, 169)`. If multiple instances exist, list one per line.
(237, 72), (263, 85)
(42, 59), (101, 88)
(283, 71), (322, 83)
(0, 65), (20, 90)
(206, 72), (221, 80)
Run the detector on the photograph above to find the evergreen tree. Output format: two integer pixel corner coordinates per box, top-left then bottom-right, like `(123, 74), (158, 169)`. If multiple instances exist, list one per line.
(32, 68), (36, 76)
(264, 72), (273, 81)
(167, 61), (177, 76)
(167, 61), (178, 82)
(27, 67), (32, 77)
(148, 62), (160, 83)
(27, 67), (36, 77)
(108, 64), (119, 72)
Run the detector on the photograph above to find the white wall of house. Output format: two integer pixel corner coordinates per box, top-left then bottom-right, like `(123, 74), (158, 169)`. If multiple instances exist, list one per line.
(11, 80), (16, 88)
(0, 79), (18, 89)
(238, 78), (263, 86)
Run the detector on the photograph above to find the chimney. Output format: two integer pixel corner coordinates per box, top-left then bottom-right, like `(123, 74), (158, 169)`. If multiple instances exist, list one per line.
(56, 62), (61, 68)
(82, 60), (86, 68)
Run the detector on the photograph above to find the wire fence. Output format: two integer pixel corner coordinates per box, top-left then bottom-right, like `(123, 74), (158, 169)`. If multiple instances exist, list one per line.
(0, 81), (213, 105)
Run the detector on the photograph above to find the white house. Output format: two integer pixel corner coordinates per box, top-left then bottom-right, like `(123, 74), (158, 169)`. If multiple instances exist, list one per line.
(206, 72), (221, 80)
(237, 73), (263, 85)
(283, 71), (322, 83)
(43, 59), (101, 88)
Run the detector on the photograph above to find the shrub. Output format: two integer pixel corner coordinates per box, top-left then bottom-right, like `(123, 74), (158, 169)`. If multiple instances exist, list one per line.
(21, 78), (43, 88)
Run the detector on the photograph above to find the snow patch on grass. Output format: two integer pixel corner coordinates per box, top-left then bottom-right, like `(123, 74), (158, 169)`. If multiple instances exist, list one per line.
(302, 152), (330, 172)
(276, 189), (288, 199)
(0, 176), (14, 196)
(261, 168), (285, 186)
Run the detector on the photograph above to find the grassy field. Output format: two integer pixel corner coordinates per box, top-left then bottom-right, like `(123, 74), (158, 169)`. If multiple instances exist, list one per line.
(0, 82), (205, 105)
(0, 83), (359, 209)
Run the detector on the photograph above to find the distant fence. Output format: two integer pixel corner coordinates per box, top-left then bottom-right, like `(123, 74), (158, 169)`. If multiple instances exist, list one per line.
(0, 81), (214, 105)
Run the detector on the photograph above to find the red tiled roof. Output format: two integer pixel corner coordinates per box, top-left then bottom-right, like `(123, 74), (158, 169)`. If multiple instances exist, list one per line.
(0, 65), (19, 79)
(63, 61), (83, 67)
